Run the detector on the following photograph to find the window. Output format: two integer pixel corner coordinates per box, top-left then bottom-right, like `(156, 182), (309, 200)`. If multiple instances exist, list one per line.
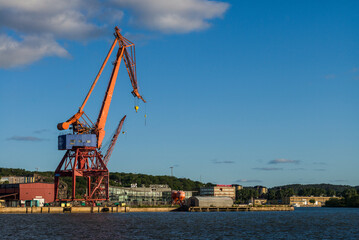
(78, 140), (82, 143)
(70, 140), (75, 145)
(86, 140), (91, 143)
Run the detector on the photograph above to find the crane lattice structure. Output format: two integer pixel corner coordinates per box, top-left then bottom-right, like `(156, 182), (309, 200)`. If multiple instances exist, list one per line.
(54, 27), (145, 202)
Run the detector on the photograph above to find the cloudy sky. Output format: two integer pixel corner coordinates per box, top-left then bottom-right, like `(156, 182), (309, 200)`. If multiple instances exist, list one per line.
(0, 0), (358, 187)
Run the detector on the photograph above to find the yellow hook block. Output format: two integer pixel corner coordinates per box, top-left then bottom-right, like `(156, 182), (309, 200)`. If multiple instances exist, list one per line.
(134, 105), (139, 113)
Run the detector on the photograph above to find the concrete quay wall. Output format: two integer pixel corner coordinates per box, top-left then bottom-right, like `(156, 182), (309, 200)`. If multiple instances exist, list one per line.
(0, 205), (293, 214)
(0, 206), (128, 214)
(128, 207), (177, 212)
(250, 206), (294, 211)
(189, 205), (294, 212)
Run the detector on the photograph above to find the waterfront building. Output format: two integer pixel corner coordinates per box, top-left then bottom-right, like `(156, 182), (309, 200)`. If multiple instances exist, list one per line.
(109, 184), (172, 205)
(0, 176), (35, 184)
(0, 183), (54, 207)
(283, 196), (340, 207)
(200, 185), (235, 199)
(187, 196), (234, 207)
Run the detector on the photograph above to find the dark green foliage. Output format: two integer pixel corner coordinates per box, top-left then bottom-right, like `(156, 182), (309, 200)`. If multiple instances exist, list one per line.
(342, 188), (358, 199)
(236, 188), (259, 203)
(0, 167), (209, 191)
(268, 184), (359, 199)
(0, 168), (33, 177)
(0, 168), (53, 184)
(346, 196), (359, 207)
(267, 188), (294, 200)
(325, 198), (346, 207)
(109, 172), (208, 191)
(325, 194), (359, 208)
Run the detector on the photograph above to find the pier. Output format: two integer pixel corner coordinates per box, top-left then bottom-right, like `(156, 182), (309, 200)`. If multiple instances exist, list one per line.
(0, 206), (128, 214)
(189, 205), (294, 212)
(0, 205), (293, 214)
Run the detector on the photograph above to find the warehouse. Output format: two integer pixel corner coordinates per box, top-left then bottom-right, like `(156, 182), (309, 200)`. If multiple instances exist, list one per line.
(109, 184), (172, 205)
(200, 185), (236, 199)
(187, 196), (233, 208)
(0, 183), (54, 206)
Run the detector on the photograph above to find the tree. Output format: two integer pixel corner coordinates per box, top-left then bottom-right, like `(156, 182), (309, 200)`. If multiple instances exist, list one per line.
(267, 190), (277, 200)
(236, 188), (258, 203)
(346, 196), (359, 207)
(342, 188), (358, 199)
(325, 198), (345, 207)
(326, 189), (336, 197)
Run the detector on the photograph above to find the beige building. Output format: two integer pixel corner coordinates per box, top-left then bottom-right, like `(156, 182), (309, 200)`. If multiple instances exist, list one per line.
(283, 196), (340, 207)
(249, 198), (268, 205)
(0, 176), (35, 184)
(254, 186), (268, 195)
(200, 185), (235, 199)
(232, 184), (243, 191)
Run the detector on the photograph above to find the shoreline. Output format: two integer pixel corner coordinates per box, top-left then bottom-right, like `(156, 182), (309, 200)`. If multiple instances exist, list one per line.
(0, 205), (294, 214)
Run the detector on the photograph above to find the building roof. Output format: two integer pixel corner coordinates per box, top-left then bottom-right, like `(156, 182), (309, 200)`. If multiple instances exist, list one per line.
(0, 182), (53, 189)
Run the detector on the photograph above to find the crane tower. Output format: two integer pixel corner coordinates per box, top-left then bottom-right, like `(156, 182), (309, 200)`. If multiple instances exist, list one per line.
(54, 26), (145, 203)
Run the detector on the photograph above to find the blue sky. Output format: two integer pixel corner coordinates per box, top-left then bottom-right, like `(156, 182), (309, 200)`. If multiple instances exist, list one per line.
(0, 0), (358, 187)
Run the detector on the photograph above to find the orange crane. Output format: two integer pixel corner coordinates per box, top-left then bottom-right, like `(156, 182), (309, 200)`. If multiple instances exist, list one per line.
(54, 27), (145, 202)
(57, 26), (145, 148)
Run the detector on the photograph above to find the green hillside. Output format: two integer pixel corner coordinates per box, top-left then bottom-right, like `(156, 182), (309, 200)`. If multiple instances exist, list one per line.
(0, 167), (211, 191)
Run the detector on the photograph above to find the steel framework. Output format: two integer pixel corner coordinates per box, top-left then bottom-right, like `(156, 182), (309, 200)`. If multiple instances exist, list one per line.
(54, 147), (109, 201)
(54, 26), (145, 203)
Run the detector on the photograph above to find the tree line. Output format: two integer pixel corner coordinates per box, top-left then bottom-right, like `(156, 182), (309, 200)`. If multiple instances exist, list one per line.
(235, 184), (359, 204)
(1, 167), (358, 206)
(0, 168), (212, 193)
(325, 188), (359, 207)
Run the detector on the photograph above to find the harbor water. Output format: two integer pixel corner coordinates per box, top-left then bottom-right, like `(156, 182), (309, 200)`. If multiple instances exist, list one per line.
(1, 207), (359, 239)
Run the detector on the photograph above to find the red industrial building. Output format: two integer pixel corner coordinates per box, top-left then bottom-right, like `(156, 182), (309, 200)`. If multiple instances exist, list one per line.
(0, 183), (54, 203)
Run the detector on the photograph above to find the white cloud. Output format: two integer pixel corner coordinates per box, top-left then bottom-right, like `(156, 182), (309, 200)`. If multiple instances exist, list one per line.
(0, 34), (69, 68)
(252, 167), (283, 171)
(111, 0), (230, 33)
(0, 0), (106, 40)
(0, 0), (229, 67)
(0, 0), (114, 68)
(212, 158), (235, 164)
(235, 179), (262, 183)
(6, 136), (47, 141)
(268, 158), (300, 164)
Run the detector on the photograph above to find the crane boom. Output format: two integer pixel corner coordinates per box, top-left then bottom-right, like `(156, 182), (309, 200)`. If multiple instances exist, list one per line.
(57, 38), (119, 131)
(57, 26), (145, 148)
(95, 46), (125, 148)
(103, 115), (126, 166)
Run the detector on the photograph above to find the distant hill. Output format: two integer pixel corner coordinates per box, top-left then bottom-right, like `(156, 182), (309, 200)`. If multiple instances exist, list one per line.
(270, 184), (359, 193)
(0, 167), (211, 191)
(0, 168), (35, 177)
(1, 167), (357, 194)
(268, 184), (359, 198)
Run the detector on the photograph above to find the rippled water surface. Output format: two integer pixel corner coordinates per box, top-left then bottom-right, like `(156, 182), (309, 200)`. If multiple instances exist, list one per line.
(1, 208), (359, 239)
